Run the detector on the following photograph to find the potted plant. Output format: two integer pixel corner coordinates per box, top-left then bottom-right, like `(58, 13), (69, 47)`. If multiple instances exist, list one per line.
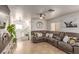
(7, 24), (16, 43)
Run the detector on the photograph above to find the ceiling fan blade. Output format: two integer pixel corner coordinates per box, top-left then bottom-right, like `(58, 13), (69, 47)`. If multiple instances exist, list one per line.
(48, 9), (55, 12)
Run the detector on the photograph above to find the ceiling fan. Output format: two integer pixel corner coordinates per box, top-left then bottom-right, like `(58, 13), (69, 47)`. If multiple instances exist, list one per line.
(37, 9), (55, 19)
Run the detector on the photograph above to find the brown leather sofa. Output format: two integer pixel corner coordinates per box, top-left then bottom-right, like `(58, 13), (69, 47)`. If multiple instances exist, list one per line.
(58, 32), (79, 54)
(31, 31), (79, 54)
(31, 31), (47, 43)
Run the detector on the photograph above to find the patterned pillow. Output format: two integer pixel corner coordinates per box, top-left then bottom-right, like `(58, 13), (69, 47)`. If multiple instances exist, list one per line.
(49, 33), (53, 38)
(46, 33), (49, 37)
(68, 37), (77, 45)
(37, 33), (42, 37)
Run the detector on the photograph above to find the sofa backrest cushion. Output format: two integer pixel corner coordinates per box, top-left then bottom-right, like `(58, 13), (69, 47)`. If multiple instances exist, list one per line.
(59, 32), (65, 41)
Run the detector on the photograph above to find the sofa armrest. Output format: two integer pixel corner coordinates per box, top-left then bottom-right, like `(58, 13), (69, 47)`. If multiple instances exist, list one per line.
(58, 41), (73, 53)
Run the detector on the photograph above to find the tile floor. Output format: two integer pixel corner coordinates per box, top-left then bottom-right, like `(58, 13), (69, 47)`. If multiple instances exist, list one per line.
(13, 39), (65, 54)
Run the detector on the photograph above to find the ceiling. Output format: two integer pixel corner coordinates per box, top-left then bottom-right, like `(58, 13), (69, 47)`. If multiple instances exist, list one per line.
(8, 5), (79, 20)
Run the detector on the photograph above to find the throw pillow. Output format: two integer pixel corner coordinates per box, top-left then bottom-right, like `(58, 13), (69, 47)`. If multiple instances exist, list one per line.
(37, 33), (42, 37)
(63, 35), (69, 43)
(68, 37), (77, 45)
(68, 38), (76, 45)
(49, 33), (53, 38)
(46, 33), (49, 37)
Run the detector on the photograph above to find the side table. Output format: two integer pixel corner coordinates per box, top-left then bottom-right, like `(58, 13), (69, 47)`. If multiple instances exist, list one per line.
(73, 46), (79, 54)
(73, 42), (79, 54)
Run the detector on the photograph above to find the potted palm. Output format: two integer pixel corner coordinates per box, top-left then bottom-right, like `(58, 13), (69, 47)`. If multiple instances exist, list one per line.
(7, 24), (16, 43)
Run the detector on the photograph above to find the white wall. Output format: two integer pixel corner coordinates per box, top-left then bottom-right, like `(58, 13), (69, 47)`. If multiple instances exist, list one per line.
(31, 18), (48, 31)
(48, 12), (79, 33)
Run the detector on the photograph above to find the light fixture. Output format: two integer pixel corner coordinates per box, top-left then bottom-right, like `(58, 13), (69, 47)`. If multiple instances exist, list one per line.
(39, 9), (55, 19)
(40, 16), (43, 19)
(40, 13), (45, 19)
(48, 9), (55, 12)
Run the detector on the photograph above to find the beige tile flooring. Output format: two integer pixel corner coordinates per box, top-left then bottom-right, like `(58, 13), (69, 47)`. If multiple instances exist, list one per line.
(13, 39), (65, 54)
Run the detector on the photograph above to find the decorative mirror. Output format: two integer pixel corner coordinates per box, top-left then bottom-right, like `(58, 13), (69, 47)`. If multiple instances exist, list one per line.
(36, 21), (43, 29)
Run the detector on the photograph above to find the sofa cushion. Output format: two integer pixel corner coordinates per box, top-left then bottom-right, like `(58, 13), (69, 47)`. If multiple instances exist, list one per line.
(47, 38), (57, 46)
(54, 36), (61, 41)
(49, 38), (56, 41)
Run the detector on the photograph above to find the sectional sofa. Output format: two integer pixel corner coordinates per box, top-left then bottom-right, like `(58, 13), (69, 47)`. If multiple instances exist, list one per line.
(31, 31), (79, 54)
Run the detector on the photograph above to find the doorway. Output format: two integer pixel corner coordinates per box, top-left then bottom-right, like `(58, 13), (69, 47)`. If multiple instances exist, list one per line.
(51, 23), (56, 31)
(50, 23), (60, 31)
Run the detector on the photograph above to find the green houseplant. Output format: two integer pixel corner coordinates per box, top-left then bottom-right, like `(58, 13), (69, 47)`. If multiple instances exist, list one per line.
(7, 24), (16, 43)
